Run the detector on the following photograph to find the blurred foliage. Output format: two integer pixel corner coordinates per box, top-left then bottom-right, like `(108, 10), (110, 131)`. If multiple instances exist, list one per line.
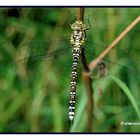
(0, 8), (140, 133)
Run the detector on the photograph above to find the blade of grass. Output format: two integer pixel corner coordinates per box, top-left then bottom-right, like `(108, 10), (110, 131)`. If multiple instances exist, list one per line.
(110, 74), (140, 119)
(69, 92), (87, 132)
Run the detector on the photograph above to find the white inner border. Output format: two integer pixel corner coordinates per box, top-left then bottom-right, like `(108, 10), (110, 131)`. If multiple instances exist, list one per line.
(0, 134), (140, 140)
(0, 0), (140, 6)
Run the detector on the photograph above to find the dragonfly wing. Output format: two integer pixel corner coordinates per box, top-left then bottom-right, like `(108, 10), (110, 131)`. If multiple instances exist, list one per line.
(84, 45), (133, 76)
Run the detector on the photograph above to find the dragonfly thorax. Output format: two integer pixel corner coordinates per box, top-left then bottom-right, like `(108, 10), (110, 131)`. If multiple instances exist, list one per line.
(70, 20), (87, 47)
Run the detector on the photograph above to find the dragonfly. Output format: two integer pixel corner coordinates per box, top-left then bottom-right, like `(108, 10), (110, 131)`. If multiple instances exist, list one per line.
(14, 19), (131, 125)
(69, 20), (91, 124)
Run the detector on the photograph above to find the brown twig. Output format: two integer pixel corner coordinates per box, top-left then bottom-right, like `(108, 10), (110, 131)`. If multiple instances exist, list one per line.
(89, 16), (140, 72)
(76, 8), (94, 132)
(81, 47), (93, 132)
(76, 8), (85, 21)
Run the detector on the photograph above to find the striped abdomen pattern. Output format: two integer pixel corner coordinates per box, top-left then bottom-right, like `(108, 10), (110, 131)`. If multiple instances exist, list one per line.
(69, 47), (80, 123)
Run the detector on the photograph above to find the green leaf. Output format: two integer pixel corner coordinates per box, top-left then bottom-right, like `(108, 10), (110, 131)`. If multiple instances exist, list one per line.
(110, 75), (140, 119)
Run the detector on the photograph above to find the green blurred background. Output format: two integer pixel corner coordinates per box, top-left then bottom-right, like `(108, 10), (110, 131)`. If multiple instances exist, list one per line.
(0, 8), (140, 133)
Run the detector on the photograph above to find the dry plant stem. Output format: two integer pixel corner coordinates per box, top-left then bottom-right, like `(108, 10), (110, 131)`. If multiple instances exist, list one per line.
(81, 48), (93, 132)
(82, 71), (94, 132)
(76, 8), (85, 21)
(89, 16), (140, 71)
(76, 8), (94, 132)
(81, 48), (90, 72)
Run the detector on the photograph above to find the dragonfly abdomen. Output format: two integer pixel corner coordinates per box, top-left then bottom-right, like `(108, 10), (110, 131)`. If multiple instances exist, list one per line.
(69, 47), (80, 123)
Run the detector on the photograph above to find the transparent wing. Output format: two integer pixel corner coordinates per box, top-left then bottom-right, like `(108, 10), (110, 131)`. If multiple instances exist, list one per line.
(84, 40), (134, 74)
(14, 34), (132, 81)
